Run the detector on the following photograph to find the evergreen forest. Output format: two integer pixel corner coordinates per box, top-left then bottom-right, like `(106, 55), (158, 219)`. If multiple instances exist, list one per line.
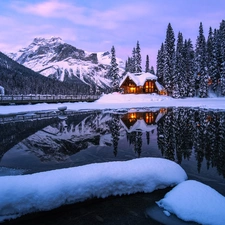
(156, 20), (225, 98)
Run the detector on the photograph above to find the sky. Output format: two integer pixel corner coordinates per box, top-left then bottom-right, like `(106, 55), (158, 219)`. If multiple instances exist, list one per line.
(0, 0), (225, 68)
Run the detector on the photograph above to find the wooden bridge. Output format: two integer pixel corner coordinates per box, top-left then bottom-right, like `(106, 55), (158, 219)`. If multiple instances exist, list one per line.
(0, 94), (100, 105)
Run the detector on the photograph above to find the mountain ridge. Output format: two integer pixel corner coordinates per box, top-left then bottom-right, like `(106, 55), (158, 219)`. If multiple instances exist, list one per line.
(8, 37), (125, 93)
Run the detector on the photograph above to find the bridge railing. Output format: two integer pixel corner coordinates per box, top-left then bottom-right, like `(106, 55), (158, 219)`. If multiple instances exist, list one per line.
(0, 94), (101, 105)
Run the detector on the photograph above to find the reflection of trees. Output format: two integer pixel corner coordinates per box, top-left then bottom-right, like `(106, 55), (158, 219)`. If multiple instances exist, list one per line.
(107, 114), (120, 156)
(146, 131), (150, 145)
(173, 108), (194, 164)
(157, 108), (225, 177)
(157, 110), (175, 161)
(134, 131), (142, 157)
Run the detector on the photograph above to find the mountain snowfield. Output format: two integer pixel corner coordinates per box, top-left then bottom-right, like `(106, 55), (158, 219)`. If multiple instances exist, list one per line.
(8, 37), (125, 91)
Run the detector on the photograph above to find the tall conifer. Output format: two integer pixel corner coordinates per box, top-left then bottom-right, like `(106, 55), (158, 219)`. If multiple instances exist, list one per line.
(195, 22), (208, 97)
(164, 23), (175, 95)
(156, 43), (164, 85)
(136, 41), (142, 73)
(110, 45), (119, 92)
(145, 55), (150, 72)
(219, 20), (225, 95)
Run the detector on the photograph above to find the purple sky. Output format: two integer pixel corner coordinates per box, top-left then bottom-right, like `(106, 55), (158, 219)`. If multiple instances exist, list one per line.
(0, 0), (225, 68)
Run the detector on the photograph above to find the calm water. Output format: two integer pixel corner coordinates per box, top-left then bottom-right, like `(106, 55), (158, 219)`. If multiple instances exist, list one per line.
(0, 107), (225, 224)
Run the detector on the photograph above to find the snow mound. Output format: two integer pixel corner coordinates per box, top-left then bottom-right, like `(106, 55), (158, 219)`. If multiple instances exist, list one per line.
(156, 180), (225, 225)
(97, 93), (172, 104)
(0, 158), (187, 222)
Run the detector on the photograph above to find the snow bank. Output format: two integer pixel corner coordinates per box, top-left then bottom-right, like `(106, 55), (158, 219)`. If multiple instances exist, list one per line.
(0, 86), (4, 95)
(156, 180), (225, 225)
(96, 92), (171, 103)
(0, 158), (187, 222)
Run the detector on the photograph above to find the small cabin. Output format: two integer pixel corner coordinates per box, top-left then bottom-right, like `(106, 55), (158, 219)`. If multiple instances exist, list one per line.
(119, 72), (166, 95)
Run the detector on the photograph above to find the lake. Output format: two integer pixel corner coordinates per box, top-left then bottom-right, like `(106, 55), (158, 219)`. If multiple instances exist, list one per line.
(0, 107), (225, 224)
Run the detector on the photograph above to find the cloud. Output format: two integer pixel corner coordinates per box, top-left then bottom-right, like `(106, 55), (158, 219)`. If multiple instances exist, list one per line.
(11, 0), (74, 17)
(11, 0), (152, 30)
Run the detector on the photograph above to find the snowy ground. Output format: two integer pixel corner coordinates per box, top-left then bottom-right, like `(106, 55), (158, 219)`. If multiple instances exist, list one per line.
(0, 158), (187, 222)
(0, 93), (225, 115)
(1, 93), (225, 224)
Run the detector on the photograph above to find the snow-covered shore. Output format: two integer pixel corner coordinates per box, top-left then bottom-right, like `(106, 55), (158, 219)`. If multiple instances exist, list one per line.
(0, 93), (225, 115)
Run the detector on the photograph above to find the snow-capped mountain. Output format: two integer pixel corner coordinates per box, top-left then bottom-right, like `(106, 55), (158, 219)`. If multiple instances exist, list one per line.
(8, 37), (125, 92)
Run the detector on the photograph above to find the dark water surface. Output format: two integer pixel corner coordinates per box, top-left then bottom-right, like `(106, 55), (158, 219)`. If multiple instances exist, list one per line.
(0, 107), (225, 224)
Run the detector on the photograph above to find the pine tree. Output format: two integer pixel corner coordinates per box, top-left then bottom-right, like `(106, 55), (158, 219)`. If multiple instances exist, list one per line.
(156, 43), (164, 85)
(150, 66), (155, 74)
(110, 46), (120, 92)
(164, 23), (175, 96)
(145, 55), (150, 72)
(131, 48), (136, 73)
(195, 22), (208, 97)
(136, 41), (142, 73)
(125, 60), (128, 72)
(184, 39), (195, 97)
(206, 27), (214, 94)
(173, 32), (185, 98)
(211, 29), (220, 94)
(126, 57), (132, 73)
(219, 20), (225, 96)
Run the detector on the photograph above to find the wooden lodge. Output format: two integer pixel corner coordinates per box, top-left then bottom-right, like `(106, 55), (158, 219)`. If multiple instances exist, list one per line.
(119, 72), (167, 95)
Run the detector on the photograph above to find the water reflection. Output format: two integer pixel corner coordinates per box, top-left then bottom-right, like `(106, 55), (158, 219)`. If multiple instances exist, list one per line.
(157, 107), (225, 178)
(0, 107), (225, 192)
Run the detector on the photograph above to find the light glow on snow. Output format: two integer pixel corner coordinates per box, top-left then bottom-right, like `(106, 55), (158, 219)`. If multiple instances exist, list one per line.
(0, 158), (187, 222)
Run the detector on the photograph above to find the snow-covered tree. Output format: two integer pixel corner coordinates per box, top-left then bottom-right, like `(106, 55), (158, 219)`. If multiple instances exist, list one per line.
(195, 22), (208, 97)
(206, 27), (214, 90)
(145, 55), (150, 72)
(150, 66), (155, 75)
(129, 48), (136, 73)
(135, 41), (142, 73)
(173, 32), (185, 98)
(156, 43), (164, 85)
(164, 23), (176, 96)
(219, 20), (225, 96)
(211, 29), (221, 94)
(110, 46), (120, 92)
(184, 39), (195, 97)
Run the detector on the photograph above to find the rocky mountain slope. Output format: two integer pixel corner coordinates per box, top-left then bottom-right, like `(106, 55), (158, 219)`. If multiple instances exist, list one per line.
(8, 37), (125, 92)
(0, 51), (89, 95)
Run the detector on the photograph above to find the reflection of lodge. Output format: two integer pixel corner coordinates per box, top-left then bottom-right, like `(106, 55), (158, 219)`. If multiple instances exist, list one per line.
(120, 108), (167, 133)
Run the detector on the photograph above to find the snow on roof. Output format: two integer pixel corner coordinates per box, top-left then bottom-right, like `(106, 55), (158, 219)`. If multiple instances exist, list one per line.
(120, 118), (157, 133)
(0, 158), (187, 222)
(120, 72), (158, 87)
